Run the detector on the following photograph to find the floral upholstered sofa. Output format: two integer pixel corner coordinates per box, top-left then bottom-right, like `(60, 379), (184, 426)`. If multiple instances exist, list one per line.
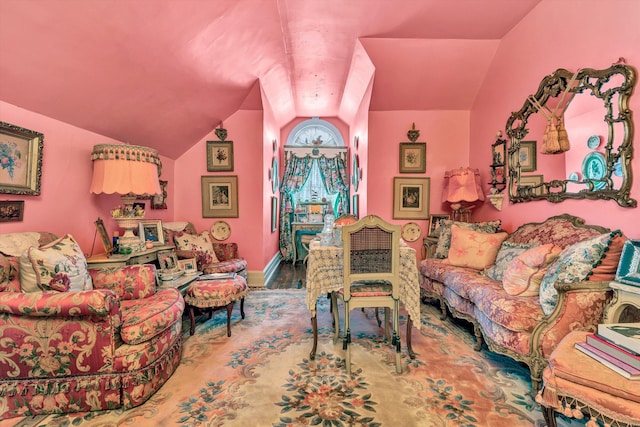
(0, 232), (185, 418)
(163, 221), (247, 279)
(419, 214), (624, 390)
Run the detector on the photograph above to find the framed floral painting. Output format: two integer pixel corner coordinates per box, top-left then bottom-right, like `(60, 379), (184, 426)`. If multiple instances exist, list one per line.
(206, 141), (234, 172)
(399, 143), (426, 173)
(0, 121), (44, 195)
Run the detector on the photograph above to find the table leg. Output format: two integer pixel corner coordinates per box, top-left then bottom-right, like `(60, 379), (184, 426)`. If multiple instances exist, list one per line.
(407, 315), (416, 359)
(310, 314), (318, 360)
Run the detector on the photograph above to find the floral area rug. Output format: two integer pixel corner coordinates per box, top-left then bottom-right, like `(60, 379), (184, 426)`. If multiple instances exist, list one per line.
(3, 289), (573, 427)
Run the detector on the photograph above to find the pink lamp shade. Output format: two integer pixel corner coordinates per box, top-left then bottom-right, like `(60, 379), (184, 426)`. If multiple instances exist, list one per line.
(90, 144), (162, 196)
(442, 167), (485, 222)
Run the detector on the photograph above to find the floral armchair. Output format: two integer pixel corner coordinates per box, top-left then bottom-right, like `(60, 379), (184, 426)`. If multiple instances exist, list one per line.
(0, 232), (185, 418)
(163, 222), (247, 279)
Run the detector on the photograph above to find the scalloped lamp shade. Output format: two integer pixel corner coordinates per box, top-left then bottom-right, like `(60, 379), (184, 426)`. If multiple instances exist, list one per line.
(442, 167), (485, 222)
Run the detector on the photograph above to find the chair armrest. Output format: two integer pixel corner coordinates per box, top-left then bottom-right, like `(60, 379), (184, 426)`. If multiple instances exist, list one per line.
(89, 264), (157, 300)
(0, 289), (118, 318)
(531, 280), (612, 359)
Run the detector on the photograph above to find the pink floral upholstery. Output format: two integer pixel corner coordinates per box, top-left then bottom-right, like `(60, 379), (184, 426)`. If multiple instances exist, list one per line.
(184, 277), (248, 308)
(0, 233), (185, 419)
(419, 215), (615, 390)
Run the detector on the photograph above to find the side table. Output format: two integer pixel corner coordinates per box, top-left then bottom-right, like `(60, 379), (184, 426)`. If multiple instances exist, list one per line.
(602, 280), (640, 323)
(86, 245), (174, 269)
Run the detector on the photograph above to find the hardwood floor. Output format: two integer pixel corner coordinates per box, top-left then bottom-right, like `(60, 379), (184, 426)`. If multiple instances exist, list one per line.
(266, 261), (307, 289)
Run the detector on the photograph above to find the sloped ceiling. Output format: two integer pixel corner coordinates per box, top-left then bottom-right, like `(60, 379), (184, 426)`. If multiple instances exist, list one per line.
(0, 0), (541, 159)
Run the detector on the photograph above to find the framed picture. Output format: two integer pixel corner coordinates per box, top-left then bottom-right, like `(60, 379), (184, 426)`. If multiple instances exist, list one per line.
(201, 175), (239, 218)
(519, 141), (537, 172)
(399, 143), (426, 173)
(94, 217), (113, 254)
(519, 174), (545, 196)
(177, 258), (197, 272)
(207, 141), (234, 172)
(0, 200), (24, 222)
(393, 177), (430, 219)
(352, 194), (359, 218)
(138, 219), (165, 245)
(151, 180), (168, 210)
(615, 239), (640, 286)
(157, 249), (178, 270)
(0, 121), (44, 195)
(271, 196), (278, 232)
(428, 214), (450, 237)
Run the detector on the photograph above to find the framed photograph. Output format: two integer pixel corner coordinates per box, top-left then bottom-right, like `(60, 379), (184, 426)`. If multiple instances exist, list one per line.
(271, 196), (278, 232)
(177, 258), (197, 272)
(94, 217), (113, 254)
(352, 194), (359, 218)
(0, 200), (24, 222)
(138, 219), (165, 245)
(428, 214), (450, 237)
(399, 143), (426, 173)
(151, 180), (168, 210)
(519, 141), (537, 172)
(519, 174), (545, 196)
(207, 141), (234, 172)
(393, 177), (430, 219)
(157, 249), (178, 270)
(615, 239), (640, 286)
(0, 121), (44, 195)
(201, 175), (239, 218)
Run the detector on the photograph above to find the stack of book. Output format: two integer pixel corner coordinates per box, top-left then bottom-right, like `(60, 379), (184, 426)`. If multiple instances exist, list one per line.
(575, 322), (640, 380)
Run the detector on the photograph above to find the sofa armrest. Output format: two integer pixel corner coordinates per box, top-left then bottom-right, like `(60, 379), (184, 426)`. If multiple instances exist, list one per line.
(0, 289), (118, 318)
(212, 242), (240, 262)
(89, 264), (157, 300)
(531, 280), (612, 359)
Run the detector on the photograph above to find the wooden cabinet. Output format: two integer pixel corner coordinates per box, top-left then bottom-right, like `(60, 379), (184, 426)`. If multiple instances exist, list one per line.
(86, 245), (174, 269)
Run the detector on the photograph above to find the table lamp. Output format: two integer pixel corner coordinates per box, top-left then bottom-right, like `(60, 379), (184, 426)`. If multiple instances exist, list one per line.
(442, 167), (485, 222)
(90, 144), (162, 253)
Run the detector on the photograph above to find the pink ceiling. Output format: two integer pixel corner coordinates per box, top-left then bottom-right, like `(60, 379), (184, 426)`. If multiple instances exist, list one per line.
(0, 0), (541, 159)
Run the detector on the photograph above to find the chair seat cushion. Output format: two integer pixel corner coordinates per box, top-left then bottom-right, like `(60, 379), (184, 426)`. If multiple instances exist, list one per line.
(119, 288), (185, 345)
(184, 277), (248, 308)
(339, 281), (392, 297)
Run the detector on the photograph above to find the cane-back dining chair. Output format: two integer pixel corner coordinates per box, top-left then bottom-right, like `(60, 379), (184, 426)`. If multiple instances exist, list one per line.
(332, 214), (402, 374)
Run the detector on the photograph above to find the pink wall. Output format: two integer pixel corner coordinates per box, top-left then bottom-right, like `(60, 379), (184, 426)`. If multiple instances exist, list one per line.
(0, 101), (174, 255)
(368, 111), (470, 256)
(471, 0), (640, 238)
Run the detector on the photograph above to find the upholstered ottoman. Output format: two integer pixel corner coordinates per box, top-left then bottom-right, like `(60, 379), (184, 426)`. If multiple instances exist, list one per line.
(184, 276), (248, 336)
(536, 330), (640, 427)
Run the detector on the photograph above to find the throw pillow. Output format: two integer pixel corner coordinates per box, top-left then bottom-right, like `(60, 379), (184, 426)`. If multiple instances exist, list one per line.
(484, 242), (535, 282)
(0, 253), (21, 292)
(434, 219), (502, 259)
(444, 225), (508, 270)
(502, 244), (562, 297)
(19, 234), (93, 293)
(588, 233), (626, 282)
(539, 230), (622, 315)
(173, 231), (220, 268)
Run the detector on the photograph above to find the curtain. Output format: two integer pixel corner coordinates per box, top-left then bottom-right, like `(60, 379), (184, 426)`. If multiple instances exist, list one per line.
(317, 155), (349, 216)
(279, 155), (314, 260)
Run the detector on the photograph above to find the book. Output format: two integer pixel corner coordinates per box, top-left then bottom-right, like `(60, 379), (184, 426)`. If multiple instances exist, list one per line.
(586, 333), (640, 369)
(575, 341), (640, 380)
(597, 322), (640, 354)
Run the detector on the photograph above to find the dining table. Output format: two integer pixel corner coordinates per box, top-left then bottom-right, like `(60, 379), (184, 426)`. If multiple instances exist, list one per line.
(305, 239), (421, 360)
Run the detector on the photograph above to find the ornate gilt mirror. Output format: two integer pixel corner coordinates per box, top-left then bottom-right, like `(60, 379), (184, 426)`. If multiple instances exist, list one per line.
(506, 63), (636, 207)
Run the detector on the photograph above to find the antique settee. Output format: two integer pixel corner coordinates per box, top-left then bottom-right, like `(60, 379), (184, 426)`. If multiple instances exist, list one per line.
(162, 222), (247, 278)
(419, 214), (624, 390)
(0, 232), (185, 418)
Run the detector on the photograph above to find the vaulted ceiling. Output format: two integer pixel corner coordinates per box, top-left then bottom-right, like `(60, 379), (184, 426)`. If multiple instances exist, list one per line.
(0, 0), (541, 158)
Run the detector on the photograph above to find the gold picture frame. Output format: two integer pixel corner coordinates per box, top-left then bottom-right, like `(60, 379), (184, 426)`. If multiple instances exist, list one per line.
(428, 213), (450, 237)
(399, 143), (426, 173)
(201, 175), (239, 218)
(94, 217), (113, 255)
(519, 174), (545, 196)
(138, 219), (165, 245)
(519, 141), (537, 172)
(0, 121), (44, 195)
(177, 258), (197, 272)
(271, 196), (278, 232)
(206, 141), (234, 172)
(0, 200), (24, 222)
(157, 249), (178, 270)
(393, 177), (430, 219)
(151, 180), (168, 210)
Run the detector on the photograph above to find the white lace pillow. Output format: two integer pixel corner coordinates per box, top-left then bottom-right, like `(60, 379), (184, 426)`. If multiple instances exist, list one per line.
(173, 231), (219, 263)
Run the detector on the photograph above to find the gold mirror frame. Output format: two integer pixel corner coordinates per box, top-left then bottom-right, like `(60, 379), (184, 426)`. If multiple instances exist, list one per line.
(506, 64), (636, 207)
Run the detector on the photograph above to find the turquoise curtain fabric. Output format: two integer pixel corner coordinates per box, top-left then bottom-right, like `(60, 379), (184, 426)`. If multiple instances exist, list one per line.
(279, 155), (314, 260)
(317, 156), (349, 216)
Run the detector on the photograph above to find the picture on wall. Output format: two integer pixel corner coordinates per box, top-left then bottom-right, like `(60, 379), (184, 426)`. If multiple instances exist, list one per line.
(151, 180), (168, 209)
(207, 141), (234, 172)
(428, 214), (450, 237)
(519, 174), (545, 196)
(399, 143), (426, 173)
(201, 175), (239, 218)
(0, 121), (44, 195)
(271, 196), (278, 232)
(393, 177), (430, 219)
(0, 200), (24, 222)
(352, 194), (359, 218)
(519, 141), (537, 172)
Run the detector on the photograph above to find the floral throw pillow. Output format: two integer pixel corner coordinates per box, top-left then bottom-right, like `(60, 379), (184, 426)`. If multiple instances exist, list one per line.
(502, 244), (562, 297)
(20, 234), (93, 292)
(539, 231), (622, 315)
(443, 225), (508, 270)
(484, 242), (535, 282)
(434, 219), (502, 259)
(173, 231), (219, 269)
